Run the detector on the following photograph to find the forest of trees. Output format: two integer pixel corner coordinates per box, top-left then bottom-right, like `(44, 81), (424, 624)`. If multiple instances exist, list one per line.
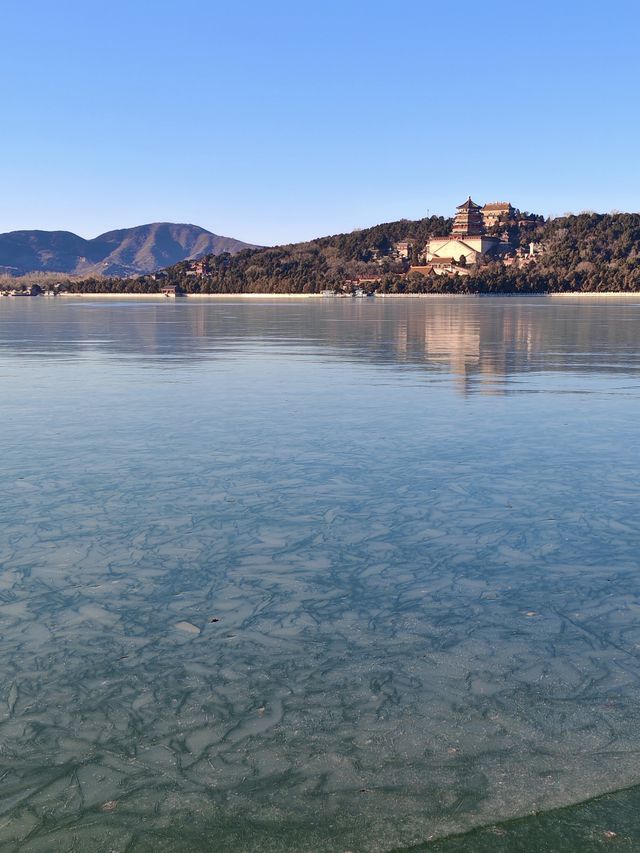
(55, 212), (640, 295)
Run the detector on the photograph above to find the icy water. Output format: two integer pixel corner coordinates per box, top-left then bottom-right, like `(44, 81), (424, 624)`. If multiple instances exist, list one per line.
(1, 295), (640, 852)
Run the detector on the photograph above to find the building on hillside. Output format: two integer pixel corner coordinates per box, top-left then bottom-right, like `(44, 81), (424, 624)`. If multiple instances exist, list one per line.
(517, 213), (541, 226)
(393, 241), (412, 260)
(482, 202), (515, 228)
(411, 260), (471, 276)
(425, 197), (502, 270)
(428, 257), (471, 275)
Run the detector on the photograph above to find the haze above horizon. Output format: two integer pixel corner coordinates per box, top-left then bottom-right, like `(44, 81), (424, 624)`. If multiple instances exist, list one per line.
(3, 0), (638, 246)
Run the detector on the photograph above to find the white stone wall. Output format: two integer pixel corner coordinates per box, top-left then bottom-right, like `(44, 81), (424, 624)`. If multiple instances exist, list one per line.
(426, 238), (478, 264)
(426, 236), (500, 265)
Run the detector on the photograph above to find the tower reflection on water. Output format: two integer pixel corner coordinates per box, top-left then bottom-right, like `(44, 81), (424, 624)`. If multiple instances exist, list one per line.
(2, 294), (636, 395)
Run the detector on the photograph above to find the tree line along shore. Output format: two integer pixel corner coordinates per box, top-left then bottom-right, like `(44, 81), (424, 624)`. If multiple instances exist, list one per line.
(3, 211), (640, 296)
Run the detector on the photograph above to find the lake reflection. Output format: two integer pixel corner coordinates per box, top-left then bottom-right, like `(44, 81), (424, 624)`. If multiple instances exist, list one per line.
(4, 295), (640, 391)
(1, 296), (640, 852)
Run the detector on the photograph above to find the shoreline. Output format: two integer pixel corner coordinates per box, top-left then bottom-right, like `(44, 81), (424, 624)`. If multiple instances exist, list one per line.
(55, 292), (324, 299)
(45, 291), (640, 299)
(4, 291), (640, 301)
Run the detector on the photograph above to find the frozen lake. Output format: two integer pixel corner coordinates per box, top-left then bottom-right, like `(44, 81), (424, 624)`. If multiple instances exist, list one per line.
(1, 295), (640, 851)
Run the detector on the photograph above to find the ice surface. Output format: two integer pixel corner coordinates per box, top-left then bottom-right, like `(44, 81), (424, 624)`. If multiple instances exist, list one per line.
(1, 296), (640, 850)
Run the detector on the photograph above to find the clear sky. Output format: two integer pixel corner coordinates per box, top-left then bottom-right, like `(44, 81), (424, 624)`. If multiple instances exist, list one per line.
(2, 0), (639, 245)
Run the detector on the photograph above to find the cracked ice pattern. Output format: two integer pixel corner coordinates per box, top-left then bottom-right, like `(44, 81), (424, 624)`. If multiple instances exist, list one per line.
(0, 296), (640, 851)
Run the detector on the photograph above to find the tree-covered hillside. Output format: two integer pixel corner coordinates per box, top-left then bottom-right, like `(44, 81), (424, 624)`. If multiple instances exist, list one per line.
(533, 213), (640, 290)
(459, 213), (640, 294)
(57, 211), (640, 295)
(57, 215), (450, 294)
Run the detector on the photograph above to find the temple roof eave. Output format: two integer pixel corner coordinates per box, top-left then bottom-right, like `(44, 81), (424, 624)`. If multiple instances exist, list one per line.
(456, 196), (482, 211)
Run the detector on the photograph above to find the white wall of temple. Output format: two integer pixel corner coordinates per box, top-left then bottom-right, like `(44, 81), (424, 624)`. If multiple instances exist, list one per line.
(426, 235), (501, 264)
(466, 236), (499, 253)
(426, 238), (480, 264)
(427, 238), (453, 256)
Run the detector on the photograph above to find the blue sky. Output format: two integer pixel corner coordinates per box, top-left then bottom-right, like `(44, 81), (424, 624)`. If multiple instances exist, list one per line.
(2, 0), (639, 245)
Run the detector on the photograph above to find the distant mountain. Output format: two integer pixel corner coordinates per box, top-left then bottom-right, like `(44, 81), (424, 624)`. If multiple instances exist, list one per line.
(0, 223), (259, 277)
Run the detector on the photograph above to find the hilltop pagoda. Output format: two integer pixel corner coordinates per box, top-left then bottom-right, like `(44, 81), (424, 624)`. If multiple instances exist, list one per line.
(451, 197), (485, 237)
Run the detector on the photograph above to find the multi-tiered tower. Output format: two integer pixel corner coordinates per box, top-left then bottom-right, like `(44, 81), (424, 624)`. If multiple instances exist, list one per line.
(451, 197), (485, 237)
